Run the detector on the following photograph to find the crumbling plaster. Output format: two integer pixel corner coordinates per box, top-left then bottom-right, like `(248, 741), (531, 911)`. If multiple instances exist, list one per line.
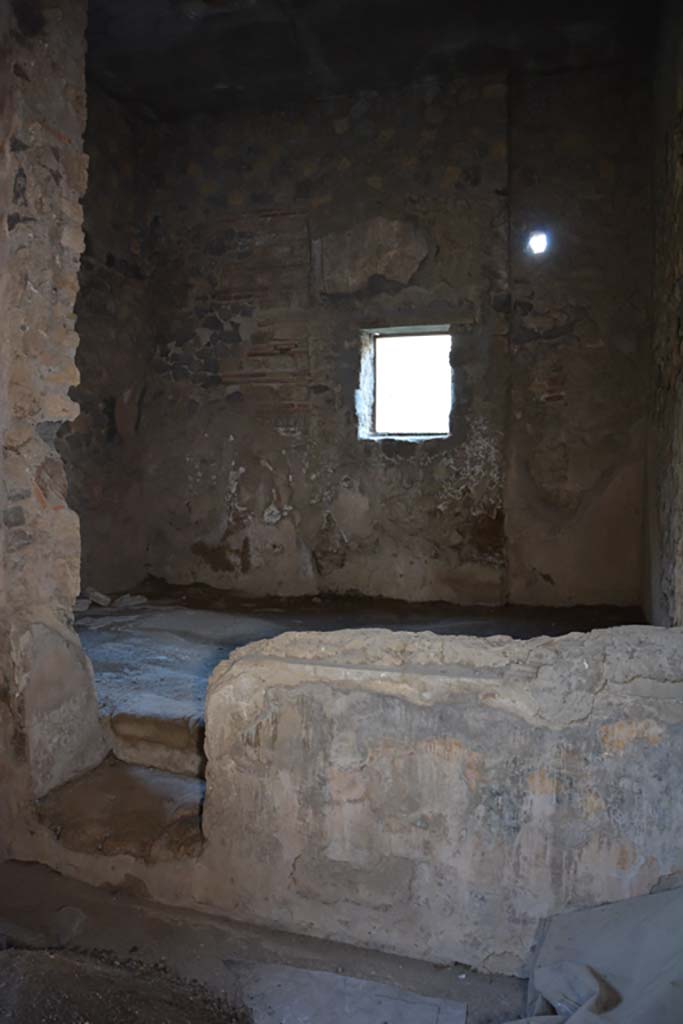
(202, 626), (683, 975)
(141, 76), (510, 605)
(62, 61), (651, 608)
(0, 0), (108, 819)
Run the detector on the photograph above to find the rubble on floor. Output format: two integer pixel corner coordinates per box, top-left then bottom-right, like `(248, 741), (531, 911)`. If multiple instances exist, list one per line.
(113, 593), (148, 609)
(0, 949), (248, 1024)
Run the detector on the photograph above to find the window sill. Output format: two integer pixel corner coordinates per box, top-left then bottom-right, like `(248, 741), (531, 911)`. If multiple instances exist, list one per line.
(360, 433), (450, 443)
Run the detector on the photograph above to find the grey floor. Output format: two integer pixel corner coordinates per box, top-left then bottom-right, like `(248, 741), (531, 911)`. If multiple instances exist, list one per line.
(225, 962), (467, 1023)
(0, 862), (523, 1023)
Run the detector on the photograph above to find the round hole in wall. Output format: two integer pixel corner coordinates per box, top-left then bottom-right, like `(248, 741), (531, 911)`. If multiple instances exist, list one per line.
(526, 231), (549, 255)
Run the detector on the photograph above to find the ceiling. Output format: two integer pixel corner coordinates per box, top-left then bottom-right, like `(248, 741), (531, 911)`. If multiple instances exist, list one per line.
(87, 0), (659, 118)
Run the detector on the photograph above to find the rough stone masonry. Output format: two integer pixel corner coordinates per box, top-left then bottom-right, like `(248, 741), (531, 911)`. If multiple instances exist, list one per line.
(0, 0), (108, 842)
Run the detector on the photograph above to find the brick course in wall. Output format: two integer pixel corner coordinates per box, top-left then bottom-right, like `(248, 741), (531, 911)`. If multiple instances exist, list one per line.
(62, 63), (651, 608)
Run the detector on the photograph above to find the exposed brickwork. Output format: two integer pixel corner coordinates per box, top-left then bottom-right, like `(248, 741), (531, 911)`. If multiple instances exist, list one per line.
(144, 79), (510, 603)
(68, 76), (511, 602)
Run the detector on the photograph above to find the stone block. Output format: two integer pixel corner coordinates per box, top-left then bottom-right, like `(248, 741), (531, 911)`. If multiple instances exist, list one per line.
(203, 626), (683, 974)
(17, 623), (109, 797)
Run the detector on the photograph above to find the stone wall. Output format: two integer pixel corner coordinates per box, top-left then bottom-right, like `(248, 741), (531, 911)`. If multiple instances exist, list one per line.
(203, 626), (683, 974)
(69, 62), (651, 606)
(649, 0), (683, 625)
(0, 0), (107, 814)
(0, 1), (15, 856)
(123, 76), (511, 603)
(57, 89), (156, 593)
(507, 67), (650, 606)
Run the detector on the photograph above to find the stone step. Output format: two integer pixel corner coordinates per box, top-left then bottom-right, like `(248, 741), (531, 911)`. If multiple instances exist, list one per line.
(37, 755), (204, 862)
(103, 709), (205, 778)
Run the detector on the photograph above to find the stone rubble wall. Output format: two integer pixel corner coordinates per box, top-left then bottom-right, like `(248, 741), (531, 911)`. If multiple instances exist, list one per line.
(203, 626), (683, 974)
(0, 0), (108, 816)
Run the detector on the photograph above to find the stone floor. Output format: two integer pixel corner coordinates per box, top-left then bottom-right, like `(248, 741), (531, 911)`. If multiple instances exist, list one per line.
(0, 947), (469, 1023)
(222, 962), (467, 1022)
(79, 597), (643, 777)
(0, 861), (524, 1023)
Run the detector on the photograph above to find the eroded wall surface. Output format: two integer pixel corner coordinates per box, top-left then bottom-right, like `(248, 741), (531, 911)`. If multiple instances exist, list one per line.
(203, 627), (683, 974)
(57, 89), (156, 593)
(67, 63), (651, 606)
(0, 0), (107, 817)
(507, 68), (650, 606)
(0, 1), (15, 856)
(133, 77), (510, 603)
(649, 0), (683, 625)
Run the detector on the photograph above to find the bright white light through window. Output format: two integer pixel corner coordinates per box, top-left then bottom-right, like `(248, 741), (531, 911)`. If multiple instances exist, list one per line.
(527, 231), (549, 255)
(373, 333), (452, 436)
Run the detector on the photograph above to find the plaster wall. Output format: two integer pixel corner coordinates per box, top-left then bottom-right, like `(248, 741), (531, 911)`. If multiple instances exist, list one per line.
(57, 88), (156, 593)
(143, 76), (509, 604)
(648, 0), (683, 625)
(202, 626), (683, 975)
(507, 68), (650, 606)
(65, 62), (650, 606)
(0, 0), (107, 817)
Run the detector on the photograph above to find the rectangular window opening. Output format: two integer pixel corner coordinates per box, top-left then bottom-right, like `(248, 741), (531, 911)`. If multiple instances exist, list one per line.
(356, 328), (453, 441)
